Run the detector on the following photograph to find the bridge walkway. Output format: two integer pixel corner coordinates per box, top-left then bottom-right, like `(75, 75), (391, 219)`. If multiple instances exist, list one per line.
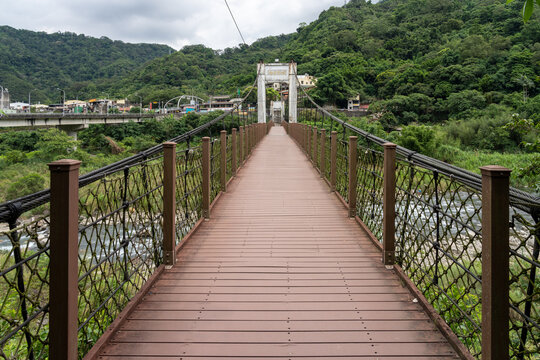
(96, 126), (459, 359)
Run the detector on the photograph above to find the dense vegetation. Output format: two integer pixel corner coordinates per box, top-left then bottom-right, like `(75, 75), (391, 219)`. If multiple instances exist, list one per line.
(0, 112), (243, 204)
(0, 26), (173, 103)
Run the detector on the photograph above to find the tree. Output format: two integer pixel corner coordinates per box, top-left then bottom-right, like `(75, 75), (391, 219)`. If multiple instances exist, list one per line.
(507, 0), (539, 22)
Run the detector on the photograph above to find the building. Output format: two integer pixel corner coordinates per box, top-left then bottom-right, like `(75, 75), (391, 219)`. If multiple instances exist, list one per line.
(297, 74), (316, 88)
(9, 102), (30, 112)
(65, 100), (87, 113)
(347, 95), (369, 111)
(200, 95), (236, 112)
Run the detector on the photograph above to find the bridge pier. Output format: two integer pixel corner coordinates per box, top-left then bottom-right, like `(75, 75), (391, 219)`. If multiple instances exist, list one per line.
(60, 124), (88, 140)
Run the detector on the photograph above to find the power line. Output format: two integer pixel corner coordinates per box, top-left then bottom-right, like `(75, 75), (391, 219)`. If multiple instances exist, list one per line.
(223, 0), (247, 46)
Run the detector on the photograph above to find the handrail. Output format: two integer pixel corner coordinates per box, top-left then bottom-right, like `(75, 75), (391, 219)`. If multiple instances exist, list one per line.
(293, 74), (539, 214)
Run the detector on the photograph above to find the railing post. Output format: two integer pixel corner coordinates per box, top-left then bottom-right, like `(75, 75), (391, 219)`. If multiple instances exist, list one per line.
(163, 142), (177, 266)
(303, 124), (307, 152)
(202, 137), (211, 218)
(383, 143), (396, 265)
(248, 124), (252, 154)
(348, 136), (358, 217)
(312, 127), (318, 166)
(220, 130), (227, 192)
(320, 129), (326, 178)
(307, 125), (312, 158)
(481, 165), (511, 360)
(239, 126), (244, 164)
(331, 131), (337, 190)
(232, 128), (237, 176)
(49, 159), (81, 360)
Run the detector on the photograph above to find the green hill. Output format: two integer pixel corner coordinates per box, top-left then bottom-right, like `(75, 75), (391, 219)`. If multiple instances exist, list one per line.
(85, 0), (539, 121)
(0, 26), (173, 103)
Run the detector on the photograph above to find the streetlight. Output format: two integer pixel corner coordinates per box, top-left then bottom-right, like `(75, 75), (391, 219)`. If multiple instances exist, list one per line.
(138, 96), (142, 115)
(56, 88), (65, 115)
(28, 89), (36, 113)
(0, 85), (4, 110)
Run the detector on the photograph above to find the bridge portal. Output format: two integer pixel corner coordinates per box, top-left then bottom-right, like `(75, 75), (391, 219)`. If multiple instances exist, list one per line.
(257, 61), (297, 123)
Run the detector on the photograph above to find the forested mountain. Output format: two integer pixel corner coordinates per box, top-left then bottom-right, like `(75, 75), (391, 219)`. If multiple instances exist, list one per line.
(0, 26), (173, 103)
(75, 0), (539, 126)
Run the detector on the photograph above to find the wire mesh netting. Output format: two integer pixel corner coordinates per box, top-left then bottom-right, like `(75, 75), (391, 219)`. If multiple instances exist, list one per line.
(335, 139), (349, 202)
(355, 144), (384, 241)
(226, 134), (233, 182)
(77, 155), (165, 356)
(210, 138), (221, 203)
(292, 75), (539, 359)
(174, 145), (203, 245)
(508, 206), (539, 359)
(394, 158), (484, 357)
(324, 130), (331, 182)
(0, 216), (50, 359)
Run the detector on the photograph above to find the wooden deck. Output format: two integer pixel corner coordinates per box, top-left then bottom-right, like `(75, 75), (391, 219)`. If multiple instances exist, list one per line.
(96, 126), (460, 359)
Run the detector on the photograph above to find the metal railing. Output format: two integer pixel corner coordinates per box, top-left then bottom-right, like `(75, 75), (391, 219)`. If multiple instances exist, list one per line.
(0, 78), (264, 358)
(289, 81), (539, 359)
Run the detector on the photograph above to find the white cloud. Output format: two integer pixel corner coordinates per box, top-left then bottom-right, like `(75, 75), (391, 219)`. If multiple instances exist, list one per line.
(0, 0), (349, 49)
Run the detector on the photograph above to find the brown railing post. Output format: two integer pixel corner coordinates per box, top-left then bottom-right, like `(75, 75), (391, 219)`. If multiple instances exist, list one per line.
(248, 124), (253, 153)
(307, 125), (312, 158)
(348, 136), (358, 217)
(232, 128), (237, 176)
(312, 127), (317, 166)
(246, 124), (250, 156)
(163, 142), (177, 266)
(320, 129), (326, 178)
(481, 165), (511, 360)
(49, 159), (81, 360)
(220, 130), (227, 192)
(202, 137), (211, 218)
(303, 124), (307, 152)
(330, 131), (337, 191)
(383, 143), (396, 265)
(239, 126), (245, 164)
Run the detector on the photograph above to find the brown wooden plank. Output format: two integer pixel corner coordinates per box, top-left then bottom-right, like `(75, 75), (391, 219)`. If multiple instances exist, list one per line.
(135, 301), (421, 311)
(142, 293), (412, 302)
(120, 319), (440, 332)
(99, 342), (457, 357)
(94, 127), (460, 359)
(149, 285), (409, 294)
(128, 310), (430, 321)
(112, 330), (447, 343)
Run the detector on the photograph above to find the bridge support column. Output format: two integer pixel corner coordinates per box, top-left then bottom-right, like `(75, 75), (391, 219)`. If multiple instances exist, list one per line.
(347, 136), (358, 218)
(220, 131), (227, 192)
(289, 62), (297, 123)
(49, 159), (81, 360)
(232, 128), (237, 175)
(383, 143), (396, 266)
(163, 142), (176, 266)
(257, 63), (266, 124)
(202, 137), (211, 219)
(331, 131), (337, 191)
(481, 165), (511, 360)
(59, 124), (87, 140)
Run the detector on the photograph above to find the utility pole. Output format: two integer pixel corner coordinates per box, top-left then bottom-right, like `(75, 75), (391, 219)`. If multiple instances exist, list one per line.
(56, 88), (65, 115)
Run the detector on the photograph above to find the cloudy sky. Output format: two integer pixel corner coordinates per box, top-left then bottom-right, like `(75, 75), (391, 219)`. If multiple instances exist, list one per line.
(0, 0), (350, 50)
